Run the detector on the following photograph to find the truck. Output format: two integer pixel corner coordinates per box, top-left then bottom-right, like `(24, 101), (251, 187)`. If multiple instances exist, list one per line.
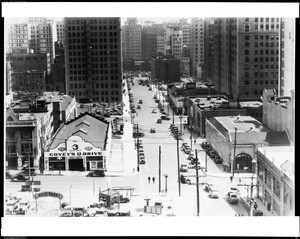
(228, 192), (239, 204)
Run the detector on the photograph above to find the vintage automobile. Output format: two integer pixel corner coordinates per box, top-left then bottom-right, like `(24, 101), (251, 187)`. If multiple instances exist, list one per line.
(21, 168), (37, 176)
(6, 199), (20, 215)
(21, 185), (40, 192)
(137, 105), (141, 109)
(17, 199), (31, 215)
(180, 175), (191, 184)
(150, 128), (156, 133)
(161, 115), (170, 120)
(107, 209), (119, 217)
(139, 159), (146, 164)
(253, 210), (264, 216)
(11, 173), (29, 182)
(209, 189), (219, 199)
(119, 195), (130, 203)
(138, 100), (143, 104)
(60, 211), (73, 217)
(227, 186), (240, 196)
(94, 208), (108, 217)
(228, 192), (239, 204)
(117, 210), (131, 216)
(152, 109), (157, 113)
(183, 146), (192, 154)
(180, 164), (188, 172)
(86, 170), (105, 177)
(204, 183), (214, 192)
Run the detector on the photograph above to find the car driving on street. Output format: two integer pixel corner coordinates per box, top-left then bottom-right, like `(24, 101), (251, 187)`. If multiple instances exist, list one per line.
(86, 170), (105, 177)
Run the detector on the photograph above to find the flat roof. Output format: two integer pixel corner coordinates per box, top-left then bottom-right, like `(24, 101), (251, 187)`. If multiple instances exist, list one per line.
(258, 146), (294, 178)
(214, 115), (268, 133)
(37, 92), (74, 110)
(239, 101), (263, 108)
(191, 96), (228, 109)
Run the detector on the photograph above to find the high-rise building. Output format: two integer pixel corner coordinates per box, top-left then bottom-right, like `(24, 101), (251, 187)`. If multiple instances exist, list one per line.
(204, 18), (215, 82)
(55, 20), (65, 46)
(170, 28), (183, 58)
(64, 17), (122, 103)
(28, 17), (55, 63)
(179, 19), (191, 49)
(122, 18), (142, 60)
(212, 17), (280, 100)
(141, 29), (157, 60)
(190, 18), (205, 78)
(7, 23), (29, 54)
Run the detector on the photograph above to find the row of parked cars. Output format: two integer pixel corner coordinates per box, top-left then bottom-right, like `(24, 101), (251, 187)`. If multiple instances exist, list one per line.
(169, 124), (182, 140)
(138, 139), (146, 165)
(201, 142), (222, 164)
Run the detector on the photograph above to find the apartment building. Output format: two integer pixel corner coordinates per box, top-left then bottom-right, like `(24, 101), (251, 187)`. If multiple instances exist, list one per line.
(56, 20), (65, 46)
(64, 17), (122, 103)
(6, 23), (29, 54)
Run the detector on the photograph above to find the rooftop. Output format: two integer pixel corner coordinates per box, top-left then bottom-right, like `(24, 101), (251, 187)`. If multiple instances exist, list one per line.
(239, 101), (263, 108)
(190, 95), (228, 109)
(37, 92), (74, 110)
(49, 113), (109, 150)
(258, 146), (294, 179)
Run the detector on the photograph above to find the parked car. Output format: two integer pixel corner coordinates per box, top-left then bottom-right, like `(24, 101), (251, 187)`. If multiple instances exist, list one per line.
(227, 186), (240, 196)
(156, 119), (162, 124)
(180, 164), (188, 172)
(59, 211), (73, 217)
(21, 168), (37, 176)
(86, 170), (105, 177)
(94, 208), (107, 217)
(150, 128), (156, 133)
(228, 193), (239, 204)
(6, 199), (20, 215)
(161, 115), (170, 120)
(152, 109), (157, 113)
(137, 105), (141, 109)
(183, 147), (192, 154)
(11, 173), (29, 182)
(138, 100), (143, 104)
(253, 210), (264, 216)
(204, 183), (214, 192)
(133, 132), (145, 138)
(107, 209), (119, 217)
(139, 159), (146, 164)
(209, 189), (219, 199)
(21, 185), (40, 192)
(117, 210), (131, 216)
(119, 196), (130, 203)
(180, 175), (191, 184)
(17, 199), (30, 215)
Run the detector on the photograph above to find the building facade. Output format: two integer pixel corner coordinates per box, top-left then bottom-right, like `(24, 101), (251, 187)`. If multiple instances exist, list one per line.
(190, 18), (205, 78)
(6, 104), (54, 170)
(152, 57), (180, 84)
(55, 20), (65, 46)
(205, 115), (270, 173)
(212, 17), (280, 100)
(122, 18), (142, 60)
(256, 146), (294, 216)
(64, 17), (122, 103)
(44, 113), (111, 172)
(6, 23), (29, 54)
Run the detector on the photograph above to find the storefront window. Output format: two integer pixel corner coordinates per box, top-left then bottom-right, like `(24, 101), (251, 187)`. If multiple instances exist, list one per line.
(265, 169), (272, 189)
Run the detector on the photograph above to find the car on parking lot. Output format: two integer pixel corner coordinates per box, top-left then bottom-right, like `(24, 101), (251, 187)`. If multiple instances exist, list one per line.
(180, 175), (191, 184)
(138, 100), (143, 104)
(180, 164), (188, 172)
(152, 109), (157, 113)
(17, 199), (30, 215)
(94, 208), (108, 217)
(6, 199), (20, 215)
(137, 105), (141, 109)
(157, 118), (162, 124)
(86, 170), (105, 177)
(139, 159), (146, 164)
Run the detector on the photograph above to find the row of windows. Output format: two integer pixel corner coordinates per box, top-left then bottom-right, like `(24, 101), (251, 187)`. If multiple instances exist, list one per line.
(68, 57), (119, 64)
(253, 18), (280, 22)
(67, 18), (118, 25)
(69, 69), (119, 75)
(68, 44), (118, 51)
(69, 75), (119, 81)
(70, 83), (119, 89)
(244, 34), (278, 41)
(69, 62), (118, 68)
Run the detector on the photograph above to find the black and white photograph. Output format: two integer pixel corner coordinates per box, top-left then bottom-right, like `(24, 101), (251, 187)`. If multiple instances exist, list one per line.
(2, 2), (299, 237)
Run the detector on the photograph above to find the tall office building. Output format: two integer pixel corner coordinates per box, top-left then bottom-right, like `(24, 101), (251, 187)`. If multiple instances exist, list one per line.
(204, 18), (215, 82)
(190, 18), (205, 78)
(170, 28), (183, 59)
(122, 18), (142, 60)
(28, 17), (55, 63)
(212, 17), (280, 100)
(6, 23), (29, 54)
(179, 19), (191, 49)
(64, 17), (122, 103)
(56, 20), (65, 46)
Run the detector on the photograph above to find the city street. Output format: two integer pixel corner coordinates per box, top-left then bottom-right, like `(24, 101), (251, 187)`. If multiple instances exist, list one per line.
(5, 75), (258, 217)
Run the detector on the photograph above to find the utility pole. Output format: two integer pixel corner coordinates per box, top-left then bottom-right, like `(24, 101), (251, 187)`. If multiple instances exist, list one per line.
(176, 132), (181, 197)
(205, 151), (208, 172)
(159, 146), (161, 193)
(172, 112), (175, 125)
(136, 126), (140, 172)
(190, 134), (193, 149)
(179, 115), (183, 135)
(195, 149), (200, 216)
(232, 127), (238, 177)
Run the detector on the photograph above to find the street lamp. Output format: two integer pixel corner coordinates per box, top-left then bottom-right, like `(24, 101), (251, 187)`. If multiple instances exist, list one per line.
(164, 173), (168, 195)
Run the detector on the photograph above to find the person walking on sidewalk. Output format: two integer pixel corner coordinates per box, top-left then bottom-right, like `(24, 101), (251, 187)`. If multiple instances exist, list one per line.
(254, 201), (258, 210)
(148, 176), (151, 183)
(152, 177), (155, 183)
(230, 175), (233, 183)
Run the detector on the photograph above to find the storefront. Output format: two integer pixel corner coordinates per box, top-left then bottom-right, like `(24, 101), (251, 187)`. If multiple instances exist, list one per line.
(44, 113), (110, 171)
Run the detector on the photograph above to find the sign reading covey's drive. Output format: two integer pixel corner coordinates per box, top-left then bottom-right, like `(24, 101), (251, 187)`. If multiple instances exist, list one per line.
(33, 191), (64, 200)
(46, 151), (103, 157)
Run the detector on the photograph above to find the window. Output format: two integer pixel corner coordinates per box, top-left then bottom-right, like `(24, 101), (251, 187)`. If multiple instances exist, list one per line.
(245, 80), (250, 85)
(245, 49), (249, 55)
(245, 57), (249, 63)
(245, 35), (249, 40)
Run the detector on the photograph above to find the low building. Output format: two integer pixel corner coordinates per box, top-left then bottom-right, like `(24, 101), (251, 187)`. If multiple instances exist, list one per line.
(44, 112), (111, 172)
(256, 146), (294, 216)
(11, 70), (46, 92)
(37, 92), (77, 134)
(6, 104), (53, 170)
(239, 101), (263, 123)
(205, 115), (270, 173)
(187, 96), (246, 137)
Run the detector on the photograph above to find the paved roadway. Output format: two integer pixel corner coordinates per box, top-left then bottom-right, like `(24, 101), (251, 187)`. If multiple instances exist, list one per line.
(5, 75), (250, 217)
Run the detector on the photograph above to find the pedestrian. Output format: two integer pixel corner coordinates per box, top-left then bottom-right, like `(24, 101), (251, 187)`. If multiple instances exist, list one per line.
(148, 176), (151, 183)
(254, 201), (258, 210)
(230, 175), (233, 183)
(152, 177), (155, 183)
(194, 139), (196, 144)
